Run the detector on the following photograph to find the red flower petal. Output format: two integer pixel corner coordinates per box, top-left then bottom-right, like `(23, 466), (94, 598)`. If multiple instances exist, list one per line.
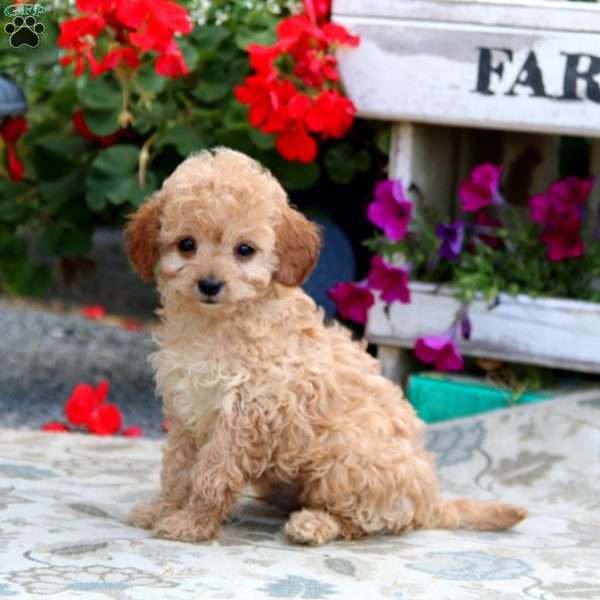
(155, 43), (188, 77)
(276, 127), (317, 163)
(96, 380), (110, 404)
(41, 422), (71, 433)
(6, 146), (25, 182)
(0, 115), (28, 143)
(121, 319), (142, 332)
(123, 425), (144, 437)
(65, 384), (98, 425)
(81, 305), (106, 320)
(87, 404), (123, 435)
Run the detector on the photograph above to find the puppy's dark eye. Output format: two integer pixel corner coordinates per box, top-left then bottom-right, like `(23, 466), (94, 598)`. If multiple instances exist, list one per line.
(177, 238), (196, 254)
(236, 244), (255, 258)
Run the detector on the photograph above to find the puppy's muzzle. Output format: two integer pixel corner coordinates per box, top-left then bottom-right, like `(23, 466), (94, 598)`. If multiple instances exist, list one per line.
(198, 278), (224, 300)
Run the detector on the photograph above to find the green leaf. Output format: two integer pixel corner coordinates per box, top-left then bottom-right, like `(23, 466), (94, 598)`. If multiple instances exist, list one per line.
(39, 226), (94, 257)
(272, 159), (320, 191)
(78, 75), (122, 111)
(235, 27), (276, 50)
(324, 143), (368, 184)
(49, 83), (78, 114)
(193, 80), (230, 103)
(324, 143), (355, 184)
(105, 173), (157, 206)
(160, 124), (214, 156)
(92, 145), (140, 176)
(0, 182), (28, 222)
(83, 107), (121, 136)
(38, 170), (85, 209)
(193, 25), (231, 49)
(375, 127), (392, 156)
(136, 68), (167, 94)
(248, 128), (275, 150)
(0, 227), (27, 258)
(0, 259), (52, 296)
(33, 134), (91, 157)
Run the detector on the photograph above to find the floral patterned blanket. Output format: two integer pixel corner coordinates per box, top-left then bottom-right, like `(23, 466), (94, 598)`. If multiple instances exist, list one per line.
(1, 391), (599, 599)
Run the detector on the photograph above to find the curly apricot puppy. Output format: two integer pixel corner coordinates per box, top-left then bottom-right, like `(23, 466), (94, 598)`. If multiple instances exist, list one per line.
(126, 148), (526, 545)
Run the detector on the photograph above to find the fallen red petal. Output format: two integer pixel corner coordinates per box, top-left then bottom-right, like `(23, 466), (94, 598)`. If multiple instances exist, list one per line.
(41, 422), (71, 433)
(122, 425), (144, 437)
(121, 319), (142, 332)
(81, 305), (107, 320)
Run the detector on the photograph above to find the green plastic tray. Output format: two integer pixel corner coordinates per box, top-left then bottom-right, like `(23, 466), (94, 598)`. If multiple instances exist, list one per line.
(407, 373), (551, 423)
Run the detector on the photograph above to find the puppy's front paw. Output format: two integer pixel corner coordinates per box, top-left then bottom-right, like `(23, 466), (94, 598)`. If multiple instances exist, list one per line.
(128, 498), (179, 530)
(153, 509), (222, 543)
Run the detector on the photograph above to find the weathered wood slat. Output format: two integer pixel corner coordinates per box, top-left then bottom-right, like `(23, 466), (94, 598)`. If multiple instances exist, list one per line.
(333, 0), (600, 34)
(335, 21), (600, 135)
(367, 283), (600, 374)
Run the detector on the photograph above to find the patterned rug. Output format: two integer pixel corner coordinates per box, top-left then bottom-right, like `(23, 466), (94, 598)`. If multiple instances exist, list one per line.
(1, 391), (599, 599)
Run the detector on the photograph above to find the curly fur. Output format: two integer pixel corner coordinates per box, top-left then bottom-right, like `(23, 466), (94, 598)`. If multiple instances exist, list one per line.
(126, 148), (526, 545)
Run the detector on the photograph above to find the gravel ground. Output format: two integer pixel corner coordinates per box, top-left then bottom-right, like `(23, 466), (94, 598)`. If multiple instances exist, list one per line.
(0, 299), (164, 437)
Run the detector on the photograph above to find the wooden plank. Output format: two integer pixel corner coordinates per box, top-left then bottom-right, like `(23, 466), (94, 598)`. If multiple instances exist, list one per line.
(332, 0), (600, 34)
(389, 123), (459, 218)
(335, 20), (600, 136)
(366, 283), (600, 373)
(590, 139), (600, 214)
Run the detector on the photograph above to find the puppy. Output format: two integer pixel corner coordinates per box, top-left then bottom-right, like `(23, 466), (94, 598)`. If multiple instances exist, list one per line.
(126, 148), (526, 545)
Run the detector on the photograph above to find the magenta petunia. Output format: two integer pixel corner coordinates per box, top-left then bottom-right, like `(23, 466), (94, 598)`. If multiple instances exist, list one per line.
(541, 212), (585, 262)
(529, 176), (593, 261)
(327, 281), (375, 324)
(414, 334), (464, 372)
(459, 163), (503, 213)
(367, 255), (411, 304)
(367, 179), (413, 242)
(529, 176), (595, 225)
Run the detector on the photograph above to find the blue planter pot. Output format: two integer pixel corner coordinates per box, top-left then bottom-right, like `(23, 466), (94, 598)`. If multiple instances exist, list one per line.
(302, 215), (356, 319)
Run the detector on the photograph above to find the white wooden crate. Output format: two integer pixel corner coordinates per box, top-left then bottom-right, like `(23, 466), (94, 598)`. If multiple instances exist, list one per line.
(369, 283), (600, 376)
(333, 0), (600, 136)
(332, 0), (600, 378)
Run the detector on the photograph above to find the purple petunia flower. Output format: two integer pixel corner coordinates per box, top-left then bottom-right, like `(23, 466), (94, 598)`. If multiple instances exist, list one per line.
(367, 179), (413, 242)
(414, 334), (465, 372)
(459, 164), (503, 213)
(435, 219), (465, 262)
(367, 255), (411, 304)
(327, 281), (375, 325)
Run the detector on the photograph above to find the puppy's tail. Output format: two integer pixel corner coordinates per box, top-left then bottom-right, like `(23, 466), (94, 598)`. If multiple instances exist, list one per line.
(432, 498), (527, 531)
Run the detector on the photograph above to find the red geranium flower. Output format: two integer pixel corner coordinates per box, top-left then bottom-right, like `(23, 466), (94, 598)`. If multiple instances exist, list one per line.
(1, 115), (28, 181)
(86, 403), (123, 435)
(58, 0), (191, 78)
(305, 90), (355, 138)
(236, 3), (359, 162)
(65, 380), (109, 425)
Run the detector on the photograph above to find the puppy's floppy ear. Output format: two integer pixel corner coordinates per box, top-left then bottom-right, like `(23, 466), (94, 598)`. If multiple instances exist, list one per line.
(274, 206), (321, 287)
(125, 194), (162, 282)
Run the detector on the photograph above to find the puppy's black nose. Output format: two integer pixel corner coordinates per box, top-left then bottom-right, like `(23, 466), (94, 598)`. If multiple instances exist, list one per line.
(198, 278), (223, 297)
